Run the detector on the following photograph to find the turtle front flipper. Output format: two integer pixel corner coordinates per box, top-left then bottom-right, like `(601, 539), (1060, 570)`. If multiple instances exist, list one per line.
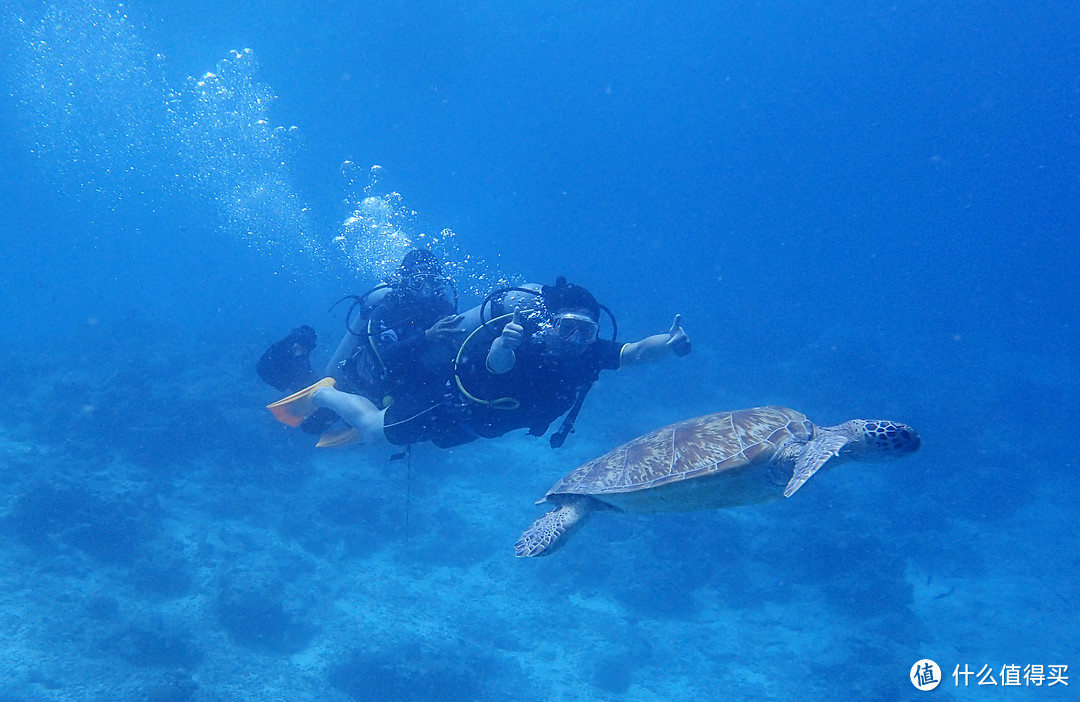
(783, 434), (850, 497)
(514, 496), (597, 557)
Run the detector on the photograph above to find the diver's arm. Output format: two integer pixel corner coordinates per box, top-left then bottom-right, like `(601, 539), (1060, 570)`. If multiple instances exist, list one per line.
(619, 314), (692, 367)
(323, 285), (394, 379)
(323, 330), (363, 379)
(423, 314), (467, 344)
(377, 314), (465, 377)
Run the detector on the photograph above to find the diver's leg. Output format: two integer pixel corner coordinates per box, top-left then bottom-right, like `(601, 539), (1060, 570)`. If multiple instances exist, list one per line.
(313, 387), (389, 445)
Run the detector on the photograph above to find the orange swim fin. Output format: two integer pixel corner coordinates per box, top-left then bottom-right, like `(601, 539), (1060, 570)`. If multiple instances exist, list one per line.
(267, 377), (336, 427)
(316, 427), (360, 448)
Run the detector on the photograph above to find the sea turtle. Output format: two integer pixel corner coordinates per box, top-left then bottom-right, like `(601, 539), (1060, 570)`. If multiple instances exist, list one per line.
(514, 406), (920, 557)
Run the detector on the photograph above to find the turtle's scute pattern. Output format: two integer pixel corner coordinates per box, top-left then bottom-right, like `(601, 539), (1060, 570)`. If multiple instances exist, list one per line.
(549, 406), (814, 497)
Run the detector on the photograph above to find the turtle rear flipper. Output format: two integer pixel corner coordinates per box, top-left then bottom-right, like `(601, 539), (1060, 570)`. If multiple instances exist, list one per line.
(514, 496), (596, 557)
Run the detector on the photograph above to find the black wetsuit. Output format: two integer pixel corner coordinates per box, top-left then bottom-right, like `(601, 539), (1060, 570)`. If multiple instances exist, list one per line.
(342, 289), (457, 407)
(383, 335), (624, 448)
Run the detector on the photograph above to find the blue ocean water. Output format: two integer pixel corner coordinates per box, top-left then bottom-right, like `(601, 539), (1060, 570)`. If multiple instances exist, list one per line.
(1, 0), (1077, 699)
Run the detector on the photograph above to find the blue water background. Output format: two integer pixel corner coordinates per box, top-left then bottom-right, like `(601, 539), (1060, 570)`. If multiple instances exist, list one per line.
(1, 0), (1077, 700)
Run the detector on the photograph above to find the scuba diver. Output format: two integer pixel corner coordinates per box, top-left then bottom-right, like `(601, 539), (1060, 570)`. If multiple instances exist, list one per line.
(323, 249), (464, 404)
(267, 276), (691, 449)
(258, 249), (465, 436)
(463, 277), (690, 445)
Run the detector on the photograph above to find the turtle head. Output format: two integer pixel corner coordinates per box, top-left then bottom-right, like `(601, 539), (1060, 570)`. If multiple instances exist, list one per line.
(841, 419), (921, 460)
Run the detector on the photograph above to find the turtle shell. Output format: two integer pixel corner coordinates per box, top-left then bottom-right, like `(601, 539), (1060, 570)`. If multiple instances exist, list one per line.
(544, 406), (814, 511)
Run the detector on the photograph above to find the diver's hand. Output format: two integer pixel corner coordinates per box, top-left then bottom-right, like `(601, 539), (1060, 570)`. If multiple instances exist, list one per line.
(667, 314), (692, 357)
(498, 308), (525, 351)
(486, 309), (523, 374)
(425, 314), (466, 343)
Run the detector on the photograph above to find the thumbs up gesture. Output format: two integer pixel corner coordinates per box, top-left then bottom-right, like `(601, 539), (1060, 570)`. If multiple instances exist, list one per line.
(499, 308), (525, 351)
(667, 314), (692, 357)
(487, 308), (525, 374)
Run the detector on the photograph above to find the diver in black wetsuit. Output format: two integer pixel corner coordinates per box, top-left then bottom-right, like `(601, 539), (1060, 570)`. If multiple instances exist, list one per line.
(324, 249), (463, 405)
(458, 278), (690, 444)
(258, 249), (465, 436)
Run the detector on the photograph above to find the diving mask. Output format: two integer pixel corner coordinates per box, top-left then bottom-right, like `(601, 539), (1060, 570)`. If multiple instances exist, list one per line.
(402, 273), (447, 295)
(552, 313), (599, 344)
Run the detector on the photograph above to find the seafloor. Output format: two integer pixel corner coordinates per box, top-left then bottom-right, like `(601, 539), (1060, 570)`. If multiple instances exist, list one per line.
(0, 323), (1074, 702)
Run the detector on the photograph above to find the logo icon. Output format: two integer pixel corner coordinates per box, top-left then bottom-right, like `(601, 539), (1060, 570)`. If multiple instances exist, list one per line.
(911, 659), (942, 691)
